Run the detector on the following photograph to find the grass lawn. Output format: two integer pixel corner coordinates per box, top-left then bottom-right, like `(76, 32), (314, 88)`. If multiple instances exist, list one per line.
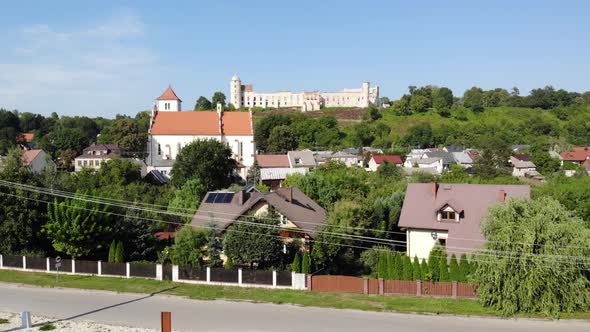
(0, 270), (588, 319)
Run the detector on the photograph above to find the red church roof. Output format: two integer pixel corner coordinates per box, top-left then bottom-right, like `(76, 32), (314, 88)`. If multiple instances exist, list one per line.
(156, 86), (182, 101)
(149, 111), (253, 136)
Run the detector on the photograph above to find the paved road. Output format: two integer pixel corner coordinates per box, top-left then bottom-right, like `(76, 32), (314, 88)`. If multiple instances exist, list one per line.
(0, 283), (588, 332)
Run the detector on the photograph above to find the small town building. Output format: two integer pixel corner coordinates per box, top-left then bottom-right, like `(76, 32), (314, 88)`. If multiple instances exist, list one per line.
(367, 155), (402, 172)
(74, 144), (126, 172)
(509, 155), (539, 178)
(22, 149), (49, 174)
(146, 86), (255, 179)
(192, 187), (327, 249)
(398, 182), (530, 261)
(255, 154), (306, 189)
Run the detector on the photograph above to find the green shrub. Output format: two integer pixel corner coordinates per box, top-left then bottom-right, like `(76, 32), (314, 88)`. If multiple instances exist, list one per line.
(224, 256), (233, 270)
(420, 258), (429, 280)
(402, 255), (413, 280)
(114, 240), (124, 263)
(459, 254), (470, 282)
(39, 324), (56, 331)
(412, 256), (421, 280)
(291, 252), (301, 273)
(0, 318), (8, 324)
(108, 240), (116, 262)
(449, 254), (460, 281)
(301, 253), (312, 274)
(439, 258), (450, 282)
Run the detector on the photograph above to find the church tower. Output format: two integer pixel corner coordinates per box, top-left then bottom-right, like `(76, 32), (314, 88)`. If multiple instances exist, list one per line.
(230, 74), (242, 109)
(156, 86), (182, 112)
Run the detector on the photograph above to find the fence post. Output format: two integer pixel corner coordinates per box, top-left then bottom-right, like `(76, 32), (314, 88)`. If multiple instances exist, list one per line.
(306, 274), (312, 291)
(72, 259), (76, 274)
(97, 260), (102, 276)
(126, 262), (130, 278)
(22, 256), (27, 270)
(161, 311), (171, 332)
(0, 254), (3, 268)
(416, 280), (422, 296)
(206, 267), (211, 283)
(363, 278), (369, 295)
(172, 265), (179, 282)
(46, 257), (50, 272)
(272, 270), (277, 287)
(452, 281), (458, 298)
(378, 278), (384, 296)
(156, 264), (163, 280)
(238, 268), (242, 285)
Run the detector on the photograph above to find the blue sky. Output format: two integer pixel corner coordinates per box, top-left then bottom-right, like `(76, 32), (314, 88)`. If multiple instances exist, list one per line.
(0, 0), (589, 117)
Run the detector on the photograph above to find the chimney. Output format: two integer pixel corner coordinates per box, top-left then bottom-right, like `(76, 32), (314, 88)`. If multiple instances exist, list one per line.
(238, 189), (246, 205)
(431, 182), (438, 198)
(286, 187), (293, 203)
(498, 190), (506, 202)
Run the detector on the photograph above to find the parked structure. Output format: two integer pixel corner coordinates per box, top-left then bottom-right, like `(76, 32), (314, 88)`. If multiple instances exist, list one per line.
(399, 182), (530, 261)
(146, 86), (255, 179)
(192, 187), (327, 248)
(74, 144), (126, 172)
(230, 74), (380, 111)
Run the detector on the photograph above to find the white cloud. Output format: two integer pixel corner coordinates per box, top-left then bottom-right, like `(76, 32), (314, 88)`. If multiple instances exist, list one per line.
(0, 12), (158, 116)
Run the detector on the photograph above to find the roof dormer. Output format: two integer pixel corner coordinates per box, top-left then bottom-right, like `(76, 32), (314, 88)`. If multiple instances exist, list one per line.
(435, 201), (463, 222)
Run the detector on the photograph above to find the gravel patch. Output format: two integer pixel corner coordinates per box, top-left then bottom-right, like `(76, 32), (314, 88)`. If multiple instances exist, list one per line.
(0, 311), (171, 331)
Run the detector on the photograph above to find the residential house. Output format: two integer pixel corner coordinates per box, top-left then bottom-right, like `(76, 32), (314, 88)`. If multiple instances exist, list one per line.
(255, 154), (307, 189)
(398, 182), (530, 261)
(146, 86), (255, 179)
(16, 133), (35, 149)
(559, 147), (590, 177)
(287, 150), (316, 169)
(330, 151), (360, 167)
(22, 149), (49, 174)
(450, 151), (474, 169)
(367, 155), (403, 172)
(312, 150), (333, 165)
(509, 155), (539, 178)
(192, 186), (327, 249)
(403, 157), (444, 174)
(75, 144), (126, 172)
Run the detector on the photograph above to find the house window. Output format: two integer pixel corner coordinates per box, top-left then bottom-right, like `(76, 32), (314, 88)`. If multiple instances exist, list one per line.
(441, 211), (456, 221)
(439, 239), (447, 247)
(295, 158), (302, 165)
(89, 160), (94, 167)
(83, 160), (88, 166)
(279, 214), (288, 226)
(238, 141), (243, 157)
(77, 160), (82, 166)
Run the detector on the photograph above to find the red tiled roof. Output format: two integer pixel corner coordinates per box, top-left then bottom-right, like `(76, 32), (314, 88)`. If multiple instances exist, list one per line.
(256, 154), (290, 168)
(560, 147), (590, 162)
(150, 111), (252, 136)
(22, 149), (42, 166)
(16, 133), (35, 142)
(372, 155), (402, 165)
(156, 86), (182, 101)
(512, 154), (530, 161)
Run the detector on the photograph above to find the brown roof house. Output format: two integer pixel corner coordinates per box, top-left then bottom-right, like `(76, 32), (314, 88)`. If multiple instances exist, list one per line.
(192, 187), (327, 249)
(254, 152), (314, 189)
(398, 182), (530, 261)
(74, 144), (127, 172)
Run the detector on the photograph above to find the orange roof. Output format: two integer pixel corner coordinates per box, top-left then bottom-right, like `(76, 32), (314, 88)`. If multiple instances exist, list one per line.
(16, 133), (35, 142)
(156, 86), (182, 101)
(221, 112), (253, 136)
(560, 147), (590, 162)
(150, 111), (252, 136)
(22, 149), (42, 166)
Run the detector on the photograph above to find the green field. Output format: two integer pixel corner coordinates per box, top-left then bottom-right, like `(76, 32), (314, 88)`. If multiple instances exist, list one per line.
(1, 270), (589, 319)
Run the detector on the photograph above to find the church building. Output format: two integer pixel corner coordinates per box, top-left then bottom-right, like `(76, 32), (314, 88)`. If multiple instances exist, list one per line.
(146, 86), (255, 180)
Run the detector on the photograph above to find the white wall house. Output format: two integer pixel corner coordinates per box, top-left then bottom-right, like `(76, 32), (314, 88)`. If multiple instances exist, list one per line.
(22, 149), (49, 174)
(404, 157), (444, 174)
(146, 87), (255, 179)
(230, 74), (380, 111)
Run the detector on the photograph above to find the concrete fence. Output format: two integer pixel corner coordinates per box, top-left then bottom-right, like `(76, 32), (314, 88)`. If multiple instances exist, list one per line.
(307, 274), (478, 298)
(0, 254), (307, 290)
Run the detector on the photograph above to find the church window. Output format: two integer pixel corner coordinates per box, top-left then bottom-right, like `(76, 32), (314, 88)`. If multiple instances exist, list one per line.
(157, 144), (161, 155)
(238, 141), (243, 157)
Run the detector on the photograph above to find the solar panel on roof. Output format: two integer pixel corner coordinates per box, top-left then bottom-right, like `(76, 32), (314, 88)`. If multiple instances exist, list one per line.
(205, 193), (217, 203)
(223, 193), (234, 203)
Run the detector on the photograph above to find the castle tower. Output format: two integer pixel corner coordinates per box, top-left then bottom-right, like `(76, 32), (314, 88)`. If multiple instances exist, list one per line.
(230, 74), (242, 109)
(361, 82), (370, 107)
(156, 86), (182, 112)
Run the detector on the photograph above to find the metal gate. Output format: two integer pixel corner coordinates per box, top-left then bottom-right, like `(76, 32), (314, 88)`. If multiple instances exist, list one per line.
(162, 264), (173, 281)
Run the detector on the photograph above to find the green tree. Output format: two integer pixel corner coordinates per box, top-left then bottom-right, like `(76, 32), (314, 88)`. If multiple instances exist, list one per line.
(377, 251), (388, 279)
(462, 87), (484, 112)
(44, 197), (111, 258)
(428, 243), (445, 281)
(194, 96), (212, 110)
(246, 159), (261, 185)
(459, 254), (470, 282)
(292, 252), (302, 273)
(211, 91), (227, 108)
(412, 256), (421, 280)
(432, 87), (454, 113)
(104, 117), (147, 157)
(476, 197), (590, 316)
(394, 252), (403, 280)
(223, 216), (283, 269)
(439, 258), (450, 282)
(114, 240), (124, 263)
(168, 225), (208, 268)
(402, 123), (433, 148)
(267, 125), (298, 153)
(224, 256), (233, 270)
(386, 251), (394, 279)
(302, 252), (312, 274)
(402, 255), (413, 280)
(53, 128), (88, 155)
(206, 223), (223, 268)
(410, 95), (430, 113)
(108, 240), (116, 262)
(449, 254), (460, 281)
(253, 114), (292, 152)
(171, 139), (235, 190)
(167, 178), (207, 222)
(420, 258), (429, 280)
